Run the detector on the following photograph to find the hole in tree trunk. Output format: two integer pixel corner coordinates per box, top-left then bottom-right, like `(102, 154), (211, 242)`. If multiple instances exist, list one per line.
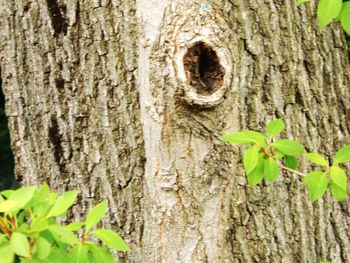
(183, 42), (225, 96)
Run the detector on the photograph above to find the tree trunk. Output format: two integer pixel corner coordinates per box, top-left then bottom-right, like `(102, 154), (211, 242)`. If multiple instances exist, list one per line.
(1, 0), (350, 262)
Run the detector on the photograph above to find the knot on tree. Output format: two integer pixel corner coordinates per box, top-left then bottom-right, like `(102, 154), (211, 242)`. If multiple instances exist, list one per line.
(183, 42), (225, 95)
(175, 38), (232, 108)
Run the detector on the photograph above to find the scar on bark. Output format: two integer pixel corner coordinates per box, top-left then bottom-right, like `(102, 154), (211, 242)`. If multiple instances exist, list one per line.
(46, 0), (68, 36)
(183, 42), (225, 95)
(48, 116), (66, 175)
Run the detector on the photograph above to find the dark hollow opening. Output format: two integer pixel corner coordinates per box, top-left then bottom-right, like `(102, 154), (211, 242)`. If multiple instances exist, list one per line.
(183, 42), (225, 95)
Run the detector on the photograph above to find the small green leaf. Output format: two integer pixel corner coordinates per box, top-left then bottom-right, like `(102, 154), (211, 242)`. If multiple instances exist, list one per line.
(0, 200), (19, 213)
(331, 183), (347, 202)
(19, 259), (41, 263)
(303, 171), (328, 202)
(70, 244), (89, 263)
(243, 145), (259, 174)
(27, 184), (51, 208)
(247, 155), (265, 187)
(304, 153), (328, 167)
(47, 225), (79, 245)
(88, 244), (113, 263)
(341, 2), (350, 34)
(0, 244), (14, 263)
(317, 0), (342, 28)
(47, 247), (71, 262)
(7, 186), (36, 212)
(333, 145), (350, 164)
(85, 200), (108, 232)
(330, 166), (348, 201)
(88, 244), (115, 263)
(264, 158), (280, 183)
(0, 235), (8, 245)
(30, 217), (48, 233)
(1, 190), (14, 199)
(10, 232), (30, 258)
(32, 191), (57, 218)
(330, 166), (347, 191)
(66, 222), (84, 231)
(46, 190), (79, 218)
(266, 119), (285, 137)
(220, 131), (266, 147)
(284, 155), (298, 169)
(36, 237), (52, 260)
(296, 0), (310, 6)
(272, 139), (304, 156)
(91, 229), (130, 251)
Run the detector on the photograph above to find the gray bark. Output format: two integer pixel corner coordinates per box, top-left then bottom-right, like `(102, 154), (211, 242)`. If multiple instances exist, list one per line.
(1, 0), (350, 262)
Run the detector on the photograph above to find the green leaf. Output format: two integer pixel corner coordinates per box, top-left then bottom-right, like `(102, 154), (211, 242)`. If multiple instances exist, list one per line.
(88, 244), (115, 263)
(91, 229), (130, 251)
(70, 244), (89, 263)
(7, 186), (36, 212)
(1, 190), (14, 199)
(264, 158), (280, 183)
(30, 217), (49, 233)
(284, 155), (298, 169)
(303, 171), (328, 202)
(47, 247), (71, 263)
(296, 0), (310, 6)
(317, 0), (342, 28)
(266, 119), (285, 137)
(243, 145), (259, 174)
(341, 2), (350, 34)
(331, 183), (347, 202)
(330, 166), (347, 191)
(46, 190), (79, 218)
(330, 166), (348, 201)
(247, 155), (265, 187)
(220, 131), (266, 147)
(272, 139), (304, 156)
(32, 191), (57, 218)
(66, 222), (84, 232)
(333, 145), (350, 164)
(10, 232), (30, 258)
(27, 184), (51, 208)
(19, 259), (41, 263)
(0, 244), (14, 263)
(0, 200), (20, 213)
(47, 225), (79, 245)
(36, 237), (52, 260)
(85, 200), (108, 232)
(304, 153), (328, 167)
(0, 235), (8, 245)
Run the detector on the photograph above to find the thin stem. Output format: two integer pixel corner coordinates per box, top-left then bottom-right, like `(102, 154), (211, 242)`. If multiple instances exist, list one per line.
(279, 164), (306, 177)
(0, 217), (11, 236)
(259, 147), (270, 158)
(8, 215), (16, 231)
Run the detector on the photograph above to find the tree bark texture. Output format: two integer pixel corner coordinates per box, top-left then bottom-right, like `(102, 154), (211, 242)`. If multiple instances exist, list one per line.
(1, 0), (350, 262)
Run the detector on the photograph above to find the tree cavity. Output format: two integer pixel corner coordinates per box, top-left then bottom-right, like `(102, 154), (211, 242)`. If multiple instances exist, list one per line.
(183, 42), (225, 96)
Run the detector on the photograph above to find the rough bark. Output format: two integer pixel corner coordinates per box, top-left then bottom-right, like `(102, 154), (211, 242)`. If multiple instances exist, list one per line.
(1, 0), (350, 262)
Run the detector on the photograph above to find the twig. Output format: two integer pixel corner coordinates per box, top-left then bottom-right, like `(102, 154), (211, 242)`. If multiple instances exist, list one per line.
(279, 164), (306, 177)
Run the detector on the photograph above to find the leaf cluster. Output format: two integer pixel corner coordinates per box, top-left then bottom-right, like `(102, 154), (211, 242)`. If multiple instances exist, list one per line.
(0, 185), (129, 263)
(220, 119), (349, 202)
